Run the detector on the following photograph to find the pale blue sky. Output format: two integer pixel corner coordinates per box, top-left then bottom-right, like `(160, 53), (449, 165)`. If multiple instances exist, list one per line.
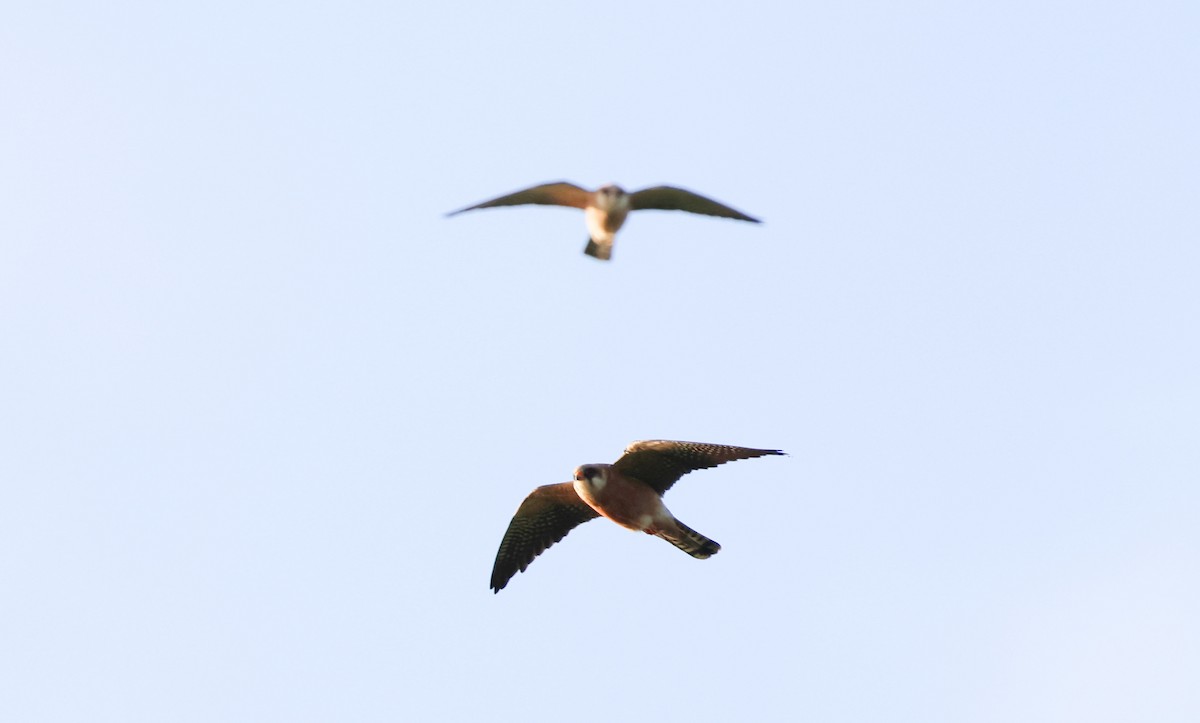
(2, 2), (1198, 721)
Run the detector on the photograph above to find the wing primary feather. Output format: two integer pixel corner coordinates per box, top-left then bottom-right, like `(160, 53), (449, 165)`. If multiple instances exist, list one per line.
(628, 186), (761, 223)
(489, 482), (599, 593)
(447, 182), (591, 216)
(611, 440), (784, 495)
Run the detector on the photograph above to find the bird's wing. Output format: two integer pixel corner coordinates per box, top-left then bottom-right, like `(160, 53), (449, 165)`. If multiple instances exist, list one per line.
(447, 182), (592, 216)
(490, 482), (600, 593)
(628, 186), (761, 222)
(611, 440), (784, 496)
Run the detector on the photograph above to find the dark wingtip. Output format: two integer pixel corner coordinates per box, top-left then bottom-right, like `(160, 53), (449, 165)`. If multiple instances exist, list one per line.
(750, 447), (786, 457)
(446, 203), (485, 217)
(489, 567), (506, 593)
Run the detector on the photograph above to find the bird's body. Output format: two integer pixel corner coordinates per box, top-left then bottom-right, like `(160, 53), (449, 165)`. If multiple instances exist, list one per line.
(574, 463), (720, 560)
(489, 440), (784, 592)
(572, 463), (671, 534)
(447, 181), (760, 261)
(582, 186), (632, 260)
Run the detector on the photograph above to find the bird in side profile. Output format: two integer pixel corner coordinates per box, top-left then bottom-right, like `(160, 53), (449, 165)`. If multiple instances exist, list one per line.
(489, 440), (785, 593)
(446, 181), (761, 260)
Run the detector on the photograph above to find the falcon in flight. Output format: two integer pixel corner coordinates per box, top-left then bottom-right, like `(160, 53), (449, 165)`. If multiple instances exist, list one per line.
(447, 181), (760, 260)
(490, 440), (785, 593)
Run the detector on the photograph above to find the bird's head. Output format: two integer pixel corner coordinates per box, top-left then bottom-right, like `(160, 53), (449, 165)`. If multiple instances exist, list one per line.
(594, 184), (627, 211)
(573, 464), (608, 491)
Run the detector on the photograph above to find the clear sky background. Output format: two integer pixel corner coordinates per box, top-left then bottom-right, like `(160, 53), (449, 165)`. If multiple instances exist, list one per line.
(2, 2), (1197, 721)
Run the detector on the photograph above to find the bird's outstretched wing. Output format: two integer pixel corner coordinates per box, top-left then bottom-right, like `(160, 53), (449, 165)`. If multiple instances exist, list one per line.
(611, 440), (783, 496)
(628, 186), (761, 223)
(490, 482), (600, 593)
(447, 182), (592, 216)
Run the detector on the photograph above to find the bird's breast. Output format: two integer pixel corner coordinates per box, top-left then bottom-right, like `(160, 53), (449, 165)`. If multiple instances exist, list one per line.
(584, 204), (629, 238)
(576, 474), (666, 532)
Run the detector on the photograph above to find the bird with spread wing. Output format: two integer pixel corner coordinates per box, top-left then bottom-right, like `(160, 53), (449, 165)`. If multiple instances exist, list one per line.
(448, 181), (760, 261)
(490, 440), (785, 592)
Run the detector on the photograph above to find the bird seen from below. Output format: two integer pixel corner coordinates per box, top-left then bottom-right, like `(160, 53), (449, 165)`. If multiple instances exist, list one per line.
(447, 181), (761, 261)
(490, 440), (785, 593)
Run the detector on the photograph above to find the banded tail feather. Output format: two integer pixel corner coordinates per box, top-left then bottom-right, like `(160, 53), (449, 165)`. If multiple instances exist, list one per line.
(659, 519), (720, 559)
(584, 237), (613, 260)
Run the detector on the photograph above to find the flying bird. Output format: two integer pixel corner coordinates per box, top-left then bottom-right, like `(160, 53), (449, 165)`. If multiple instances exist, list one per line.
(490, 440), (785, 592)
(447, 181), (761, 261)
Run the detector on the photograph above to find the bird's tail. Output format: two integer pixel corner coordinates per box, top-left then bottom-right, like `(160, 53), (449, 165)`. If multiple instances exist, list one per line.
(658, 519), (721, 559)
(584, 237), (613, 261)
